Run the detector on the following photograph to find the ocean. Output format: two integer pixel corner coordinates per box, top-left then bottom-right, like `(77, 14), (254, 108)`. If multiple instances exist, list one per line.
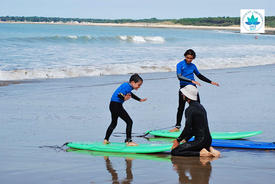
(1, 23), (275, 80)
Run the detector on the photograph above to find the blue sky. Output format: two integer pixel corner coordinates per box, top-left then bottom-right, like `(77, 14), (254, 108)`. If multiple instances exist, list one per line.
(1, 0), (274, 19)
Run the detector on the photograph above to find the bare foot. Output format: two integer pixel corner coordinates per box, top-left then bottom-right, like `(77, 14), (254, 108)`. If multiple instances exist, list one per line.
(126, 157), (134, 161)
(126, 142), (139, 146)
(103, 139), (110, 144)
(169, 128), (180, 132)
(180, 139), (186, 144)
(209, 146), (221, 157)
(199, 148), (213, 157)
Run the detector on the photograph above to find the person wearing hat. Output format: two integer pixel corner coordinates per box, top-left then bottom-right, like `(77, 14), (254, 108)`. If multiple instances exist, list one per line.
(171, 85), (220, 157)
(170, 49), (219, 132)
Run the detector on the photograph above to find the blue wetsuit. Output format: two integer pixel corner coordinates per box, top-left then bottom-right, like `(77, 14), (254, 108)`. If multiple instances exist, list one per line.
(175, 59), (212, 129)
(105, 82), (140, 142)
(177, 59), (200, 87)
(111, 82), (140, 103)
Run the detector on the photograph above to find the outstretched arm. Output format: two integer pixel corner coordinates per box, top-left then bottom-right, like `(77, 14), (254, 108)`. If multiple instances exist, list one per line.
(130, 92), (147, 102)
(196, 73), (219, 86)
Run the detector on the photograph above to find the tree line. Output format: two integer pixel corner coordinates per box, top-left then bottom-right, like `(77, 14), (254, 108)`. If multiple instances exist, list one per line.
(1, 16), (275, 27)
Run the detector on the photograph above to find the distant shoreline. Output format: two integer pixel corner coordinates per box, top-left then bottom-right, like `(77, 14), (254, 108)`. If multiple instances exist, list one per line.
(1, 21), (275, 32)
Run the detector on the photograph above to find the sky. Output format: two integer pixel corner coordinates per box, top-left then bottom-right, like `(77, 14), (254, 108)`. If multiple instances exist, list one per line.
(1, 0), (275, 19)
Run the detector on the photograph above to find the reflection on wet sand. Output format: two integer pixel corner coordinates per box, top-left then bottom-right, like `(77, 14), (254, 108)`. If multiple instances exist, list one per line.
(104, 156), (133, 184)
(67, 148), (218, 184)
(171, 156), (218, 184)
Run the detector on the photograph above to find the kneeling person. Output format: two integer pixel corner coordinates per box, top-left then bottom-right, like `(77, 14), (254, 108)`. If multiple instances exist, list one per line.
(171, 85), (220, 157)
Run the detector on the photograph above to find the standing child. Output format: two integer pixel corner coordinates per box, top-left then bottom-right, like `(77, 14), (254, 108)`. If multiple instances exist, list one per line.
(170, 49), (219, 132)
(104, 73), (147, 146)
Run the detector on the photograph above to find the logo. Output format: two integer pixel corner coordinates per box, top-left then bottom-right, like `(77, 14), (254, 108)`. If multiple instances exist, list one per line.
(240, 9), (265, 33)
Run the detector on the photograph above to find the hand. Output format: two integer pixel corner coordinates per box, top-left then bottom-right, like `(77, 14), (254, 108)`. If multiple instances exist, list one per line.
(171, 140), (179, 150)
(192, 80), (201, 86)
(211, 81), (219, 87)
(124, 93), (131, 101)
(140, 98), (147, 102)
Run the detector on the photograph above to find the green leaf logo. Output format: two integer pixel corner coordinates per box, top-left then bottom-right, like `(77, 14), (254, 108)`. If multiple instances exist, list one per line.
(245, 14), (260, 25)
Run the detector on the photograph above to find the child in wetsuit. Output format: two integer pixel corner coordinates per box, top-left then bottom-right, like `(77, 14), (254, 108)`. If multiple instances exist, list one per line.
(104, 73), (147, 146)
(170, 49), (219, 132)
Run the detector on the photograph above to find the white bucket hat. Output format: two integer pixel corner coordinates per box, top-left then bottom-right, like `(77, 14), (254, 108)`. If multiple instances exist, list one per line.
(180, 85), (198, 101)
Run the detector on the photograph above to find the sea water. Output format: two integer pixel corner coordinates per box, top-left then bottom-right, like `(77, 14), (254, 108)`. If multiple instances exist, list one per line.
(1, 23), (275, 80)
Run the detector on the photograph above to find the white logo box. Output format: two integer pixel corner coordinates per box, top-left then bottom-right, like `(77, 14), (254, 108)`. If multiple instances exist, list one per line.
(240, 9), (265, 33)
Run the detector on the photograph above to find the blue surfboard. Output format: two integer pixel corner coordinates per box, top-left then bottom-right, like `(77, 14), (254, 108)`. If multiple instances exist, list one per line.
(148, 137), (275, 150)
(211, 139), (275, 150)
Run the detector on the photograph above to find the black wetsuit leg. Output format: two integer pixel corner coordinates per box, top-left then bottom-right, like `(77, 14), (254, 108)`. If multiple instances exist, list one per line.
(176, 89), (186, 128)
(171, 137), (212, 156)
(104, 101), (133, 142)
(175, 88), (200, 128)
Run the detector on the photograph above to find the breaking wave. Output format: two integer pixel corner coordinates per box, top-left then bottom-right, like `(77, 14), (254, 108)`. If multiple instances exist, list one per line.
(1, 55), (275, 80)
(3, 35), (165, 44)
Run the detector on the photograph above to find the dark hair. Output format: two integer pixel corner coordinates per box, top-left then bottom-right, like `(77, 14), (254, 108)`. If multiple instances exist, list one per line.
(184, 49), (196, 59)
(129, 73), (143, 83)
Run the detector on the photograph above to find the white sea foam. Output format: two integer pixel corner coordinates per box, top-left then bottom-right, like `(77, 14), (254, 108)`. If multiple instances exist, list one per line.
(67, 35), (78, 39)
(144, 36), (165, 43)
(5, 35), (165, 44)
(118, 35), (165, 43)
(1, 55), (275, 81)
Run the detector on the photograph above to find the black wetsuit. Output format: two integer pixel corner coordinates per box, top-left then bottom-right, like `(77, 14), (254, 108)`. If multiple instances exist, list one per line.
(172, 101), (212, 156)
(104, 82), (141, 143)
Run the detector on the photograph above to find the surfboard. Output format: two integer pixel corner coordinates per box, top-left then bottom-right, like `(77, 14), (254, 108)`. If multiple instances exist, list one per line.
(211, 139), (275, 150)
(146, 137), (275, 150)
(66, 142), (172, 153)
(146, 130), (262, 139)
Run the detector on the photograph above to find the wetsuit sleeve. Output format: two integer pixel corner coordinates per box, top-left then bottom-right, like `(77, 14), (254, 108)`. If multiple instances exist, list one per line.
(130, 92), (141, 101)
(177, 109), (193, 142)
(176, 62), (182, 75)
(177, 73), (193, 82)
(118, 93), (125, 100)
(193, 65), (201, 75)
(196, 73), (212, 83)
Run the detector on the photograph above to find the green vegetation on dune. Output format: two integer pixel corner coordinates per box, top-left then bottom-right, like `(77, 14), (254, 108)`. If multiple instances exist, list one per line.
(173, 17), (240, 26)
(0, 16), (275, 27)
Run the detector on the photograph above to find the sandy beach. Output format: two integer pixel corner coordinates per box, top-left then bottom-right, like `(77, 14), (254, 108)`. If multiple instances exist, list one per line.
(1, 65), (275, 183)
(1, 21), (275, 32)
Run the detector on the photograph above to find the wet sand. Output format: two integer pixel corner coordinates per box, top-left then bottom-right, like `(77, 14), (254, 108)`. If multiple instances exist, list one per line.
(0, 80), (29, 87)
(1, 65), (275, 183)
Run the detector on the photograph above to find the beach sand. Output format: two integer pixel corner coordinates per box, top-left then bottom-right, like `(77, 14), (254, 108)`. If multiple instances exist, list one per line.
(1, 21), (275, 33)
(1, 65), (275, 183)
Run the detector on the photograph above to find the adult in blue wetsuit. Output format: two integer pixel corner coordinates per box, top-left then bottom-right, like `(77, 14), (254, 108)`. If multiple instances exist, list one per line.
(104, 73), (147, 146)
(171, 85), (220, 157)
(170, 49), (219, 132)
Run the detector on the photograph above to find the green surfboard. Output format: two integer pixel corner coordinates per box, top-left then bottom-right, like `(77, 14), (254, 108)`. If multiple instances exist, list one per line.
(146, 130), (262, 139)
(66, 142), (172, 153)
